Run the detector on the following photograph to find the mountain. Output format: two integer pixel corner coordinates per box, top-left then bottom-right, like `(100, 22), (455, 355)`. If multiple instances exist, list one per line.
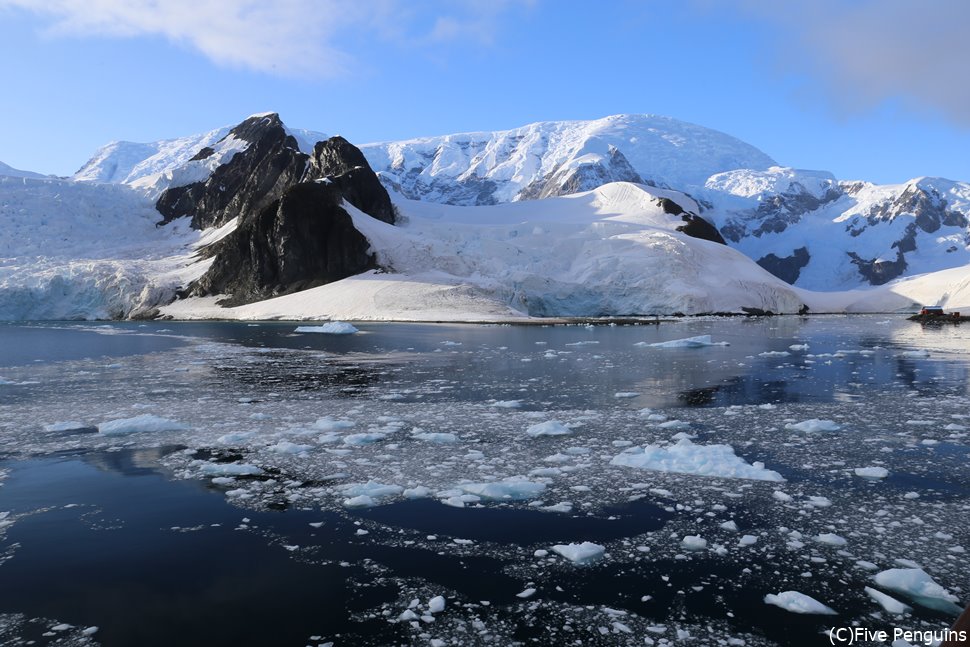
(4, 111), (970, 321)
(358, 114), (777, 205)
(701, 168), (970, 289)
(0, 160), (48, 179)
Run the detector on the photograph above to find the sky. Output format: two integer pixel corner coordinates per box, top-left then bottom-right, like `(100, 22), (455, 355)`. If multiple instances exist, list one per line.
(2, 0), (970, 185)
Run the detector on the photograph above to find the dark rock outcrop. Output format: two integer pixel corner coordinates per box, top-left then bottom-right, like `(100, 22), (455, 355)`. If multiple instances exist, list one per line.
(519, 146), (644, 200)
(156, 114), (309, 230)
(848, 250), (907, 285)
(155, 114), (395, 306)
(756, 246), (811, 284)
(657, 196), (726, 245)
(188, 182), (378, 305)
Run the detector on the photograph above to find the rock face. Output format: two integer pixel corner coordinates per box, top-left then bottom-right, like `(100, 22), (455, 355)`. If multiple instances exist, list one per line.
(154, 114), (394, 305)
(156, 114), (308, 230)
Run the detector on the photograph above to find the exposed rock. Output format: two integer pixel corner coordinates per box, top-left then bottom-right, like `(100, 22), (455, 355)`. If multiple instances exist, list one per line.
(848, 250), (907, 285)
(519, 146), (644, 200)
(188, 182), (377, 306)
(156, 113), (308, 229)
(757, 247), (811, 284)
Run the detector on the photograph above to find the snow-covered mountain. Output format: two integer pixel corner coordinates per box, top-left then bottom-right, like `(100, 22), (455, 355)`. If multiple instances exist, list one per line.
(0, 160), (48, 180)
(358, 114), (777, 205)
(4, 111), (970, 321)
(701, 167), (970, 290)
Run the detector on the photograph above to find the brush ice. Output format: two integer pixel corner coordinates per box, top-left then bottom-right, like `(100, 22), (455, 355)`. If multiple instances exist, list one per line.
(199, 462), (263, 476)
(872, 568), (962, 613)
(294, 322), (359, 335)
(98, 414), (187, 435)
(763, 591), (837, 615)
(610, 438), (784, 481)
(552, 542), (606, 564)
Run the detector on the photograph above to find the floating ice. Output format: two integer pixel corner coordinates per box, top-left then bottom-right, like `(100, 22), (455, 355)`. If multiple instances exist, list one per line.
(815, 533), (847, 547)
(864, 586), (911, 615)
(267, 441), (312, 454)
(411, 431), (458, 443)
(637, 335), (728, 349)
(294, 322), (359, 334)
(98, 414), (188, 435)
(764, 591), (837, 615)
(872, 568), (962, 613)
(610, 439), (784, 482)
(855, 466), (889, 479)
(552, 542), (605, 564)
(339, 482), (403, 500)
(785, 419), (841, 433)
(455, 480), (546, 501)
(525, 420), (572, 437)
(614, 392), (640, 399)
(428, 596), (446, 613)
(681, 535), (707, 551)
(43, 421), (87, 432)
(199, 463), (263, 476)
(490, 400), (522, 409)
(759, 351), (790, 357)
(343, 432), (387, 445)
(739, 535), (758, 546)
(516, 588), (537, 599)
(789, 344), (809, 351)
(313, 417), (355, 432)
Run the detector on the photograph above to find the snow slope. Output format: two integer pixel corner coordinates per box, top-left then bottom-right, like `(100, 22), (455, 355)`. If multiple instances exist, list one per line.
(359, 114), (777, 205)
(0, 161), (48, 179)
(162, 182), (808, 320)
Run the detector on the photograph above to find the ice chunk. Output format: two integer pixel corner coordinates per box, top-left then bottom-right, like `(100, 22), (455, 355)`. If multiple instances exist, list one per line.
(526, 420), (572, 437)
(637, 335), (728, 349)
(412, 431), (458, 443)
(267, 441), (312, 454)
(43, 421), (87, 432)
(610, 439), (784, 482)
(491, 400), (522, 409)
(764, 591), (837, 615)
(294, 322), (359, 334)
(739, 535), (758, 546)
(552, 542), (605, 564)
(456, 480), (546, 501)
(343, 495), (376, 508)
(313, 417), (355, 432)
(339, 482), (403, 500)
(815, 533), (847, 547)
(864, 586), (911, 615)
(343, 432), (387, 445)
(516, 588), (537, 598)
(855, 466), (889, 479)
(785, 419), (841, 433)
(872, 568), (962, 613)
(98, 414), (187, 435)
(614, 392), (640, 399)
(681, 535), (707, 551)
(428, 596), (446, 613)
(199, 463), (263, 476)
(403, 486), (432, 499)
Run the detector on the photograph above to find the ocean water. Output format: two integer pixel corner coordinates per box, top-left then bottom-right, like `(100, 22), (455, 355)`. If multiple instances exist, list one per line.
(0, 316), (968, 645)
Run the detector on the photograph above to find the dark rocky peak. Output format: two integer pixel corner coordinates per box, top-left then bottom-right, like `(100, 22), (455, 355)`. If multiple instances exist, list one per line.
(865, 183), (967, 234)
(518, 146), (644, 200)
(656, 195), (726, 245)
(155, 113), (308, 229)
(187, 181), (376, 306)
(307, 137), (395, 224)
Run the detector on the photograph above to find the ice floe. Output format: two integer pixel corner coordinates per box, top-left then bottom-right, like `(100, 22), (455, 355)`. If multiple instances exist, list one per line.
(294, 322), (359, 334)
(763, 591), (837, 615)
(610, 438), (784, 481)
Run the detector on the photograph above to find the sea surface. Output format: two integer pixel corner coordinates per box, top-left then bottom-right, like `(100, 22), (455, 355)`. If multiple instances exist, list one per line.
(0, 317), (968, 646)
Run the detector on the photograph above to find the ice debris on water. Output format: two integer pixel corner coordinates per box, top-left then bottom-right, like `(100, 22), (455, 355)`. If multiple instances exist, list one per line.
(98, 414), (188, 435)
(294, 322), (359, 334)
(784, 419), (841, 433)
(764, 591), (837, 615)
(872, 568), (962, 613)
(525, 420), (572, 437)
(636, 335), (728, 349)
(610, 438), (784, 481)
(552, 542), (605, 564)
(855, 466), (889, 479)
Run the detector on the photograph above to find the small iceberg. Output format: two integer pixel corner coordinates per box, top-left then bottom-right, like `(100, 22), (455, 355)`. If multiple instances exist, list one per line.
(552, 542), (605, 564)
(294, 321), (359, 335)
(872, 568), (962, 613)
(636, 335), (728, 349)
(764, 591), (837, 615)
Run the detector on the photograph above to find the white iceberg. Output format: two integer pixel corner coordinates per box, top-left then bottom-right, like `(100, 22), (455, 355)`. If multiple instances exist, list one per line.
(610, 438), (784, 481)
(552, 542), (605, 564)
(98, 414), (187, 435)
(294, 321), (359, 334)
(764, 591), (837, 615)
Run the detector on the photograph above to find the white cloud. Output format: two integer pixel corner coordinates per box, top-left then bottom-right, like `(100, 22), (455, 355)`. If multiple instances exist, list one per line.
(739, 0), (970, 125)
(0, 0), (532, 78)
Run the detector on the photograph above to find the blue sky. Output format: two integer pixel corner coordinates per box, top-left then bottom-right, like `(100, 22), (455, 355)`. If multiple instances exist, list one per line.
(2, 0), (970, 184)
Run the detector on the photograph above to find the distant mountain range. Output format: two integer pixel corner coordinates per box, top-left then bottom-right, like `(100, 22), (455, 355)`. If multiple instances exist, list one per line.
(1, 112), (968, 320)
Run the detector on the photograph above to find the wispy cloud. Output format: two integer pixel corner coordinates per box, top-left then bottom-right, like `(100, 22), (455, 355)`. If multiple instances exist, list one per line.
(0, 0), (531, 78)
(737, 0), (970, 126)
